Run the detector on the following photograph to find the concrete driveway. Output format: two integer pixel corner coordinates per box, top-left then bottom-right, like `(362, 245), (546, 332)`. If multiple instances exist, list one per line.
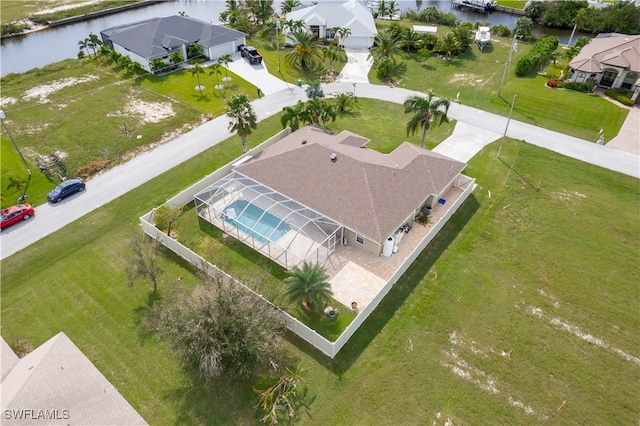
(223, 52), (291, 95)
(336, 48), (373, 83)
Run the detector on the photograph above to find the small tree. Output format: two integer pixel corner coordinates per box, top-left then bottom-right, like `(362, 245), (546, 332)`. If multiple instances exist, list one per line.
(226, 94), (257, 152)
(191, 63), (205, 96)
(281, 101), (309, 131)
(209, 63), (224, 97)
(255, 365), (308, 425)
(154, 204), (183, 236)
(218, 53), (233, 81)
(147, 273), (285, 381)
(305, 81), (324, 100)
(285, 261), (333, 311)
(332, 91), (359, 116)
(150, 57), (167, 74)
(125, 231), (163, 294)
(169, 51), (184, 67)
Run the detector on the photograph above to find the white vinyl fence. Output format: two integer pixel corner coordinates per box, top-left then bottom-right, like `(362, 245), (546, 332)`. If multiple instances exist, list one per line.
(140, 130), (476, 358)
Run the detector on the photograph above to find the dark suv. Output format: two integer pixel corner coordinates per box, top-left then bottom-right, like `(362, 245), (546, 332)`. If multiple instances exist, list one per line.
(239, 45), (262, 65)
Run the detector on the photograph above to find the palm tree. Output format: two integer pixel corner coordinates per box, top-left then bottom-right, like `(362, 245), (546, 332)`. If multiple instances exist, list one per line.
(87, 32), (102, 55)
(562, 46), (580, 62)
(191, 64), (205, 96)
(319, 102), (337, 128)
(97, 44), (111, 59)
(368, 30), (401, 63)
(209, 63), (224, 97)
(285, 30), (321, 70)
(438, 34), (460, 60)
(226, 94), (257, 152)
(218, 54), (233, 81)
(332, 91), (359, 115)
(109, 49), (122, 64)
(336, 27), (351, 46)
(304, 98), (325, 125)
(377, 0), (388, 19)
(78, 39), (90, 56)
(128, 61), (146, 79)
(404, 92), (450, 148)
(283, 19), (306, 33)
(401, 29), (422, 53)
(285, 261), (333, 311)
(388, 0), (400, 19)
(280, 0), (301, 14)
(251, 0), (274, 26)
(117, 54), (132, 70)
(281, 101), (308, 131)
(322, 45), (345, 72)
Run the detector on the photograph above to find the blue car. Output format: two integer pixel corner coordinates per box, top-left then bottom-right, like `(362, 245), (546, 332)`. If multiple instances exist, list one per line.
(47, 178), (85, 203)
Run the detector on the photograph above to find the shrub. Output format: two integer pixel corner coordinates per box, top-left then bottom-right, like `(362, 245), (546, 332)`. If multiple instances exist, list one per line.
(515, 36), (559, 76)
(492, 25), (511, 37)
(0, 22), (28, 36)
(437, 12), (459, 27)
(547, 78), (558, 87)
(605, 88), (634, 106)
(564, 82), (589, 92)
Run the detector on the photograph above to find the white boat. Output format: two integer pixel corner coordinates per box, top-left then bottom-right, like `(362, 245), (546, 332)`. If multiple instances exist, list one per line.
(475, 26), (491, 51)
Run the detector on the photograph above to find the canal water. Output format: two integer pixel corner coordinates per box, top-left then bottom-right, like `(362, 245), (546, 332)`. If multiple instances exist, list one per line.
(0, 0), (582, 77)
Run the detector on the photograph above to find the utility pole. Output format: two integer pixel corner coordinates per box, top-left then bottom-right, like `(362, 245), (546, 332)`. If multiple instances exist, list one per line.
(498, 95), (516, 159)
(498, 34), (519, 98)
(276, 19), (281, 73)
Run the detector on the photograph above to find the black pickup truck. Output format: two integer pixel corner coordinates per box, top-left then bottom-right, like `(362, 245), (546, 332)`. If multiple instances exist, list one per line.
(239, 45), (262, 65)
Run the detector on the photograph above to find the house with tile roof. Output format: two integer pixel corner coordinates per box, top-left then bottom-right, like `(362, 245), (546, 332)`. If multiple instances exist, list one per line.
(101, 16), (246, 73)
(194, 126), (467, 269)
(1, 332), (147, 425)
(568, 33), (640, 103)
(284, 0), (377, 48)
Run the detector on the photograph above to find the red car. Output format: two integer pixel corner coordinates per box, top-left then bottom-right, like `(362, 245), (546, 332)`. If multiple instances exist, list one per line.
(1, 203), (35, 231)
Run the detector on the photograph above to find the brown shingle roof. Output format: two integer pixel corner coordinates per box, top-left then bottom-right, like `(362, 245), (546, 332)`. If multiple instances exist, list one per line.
(236, 126), (466, 243)
(569, 34), (640, 74)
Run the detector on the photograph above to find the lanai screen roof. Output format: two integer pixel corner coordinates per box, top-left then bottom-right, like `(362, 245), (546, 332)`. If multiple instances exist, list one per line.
(195, 172), (341, 269)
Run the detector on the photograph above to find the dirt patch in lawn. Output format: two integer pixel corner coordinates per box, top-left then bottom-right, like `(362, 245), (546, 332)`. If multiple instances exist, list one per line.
(448, 73), (484, 86)
(108, 94), (176, 125)
(0, 97), (17, 107)
(22, 75), (100, 104)
(33, 0), (102, 15)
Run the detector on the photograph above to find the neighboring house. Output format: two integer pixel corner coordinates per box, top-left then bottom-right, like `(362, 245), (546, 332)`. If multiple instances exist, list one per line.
(568, 33), (640, 103)
(284, 0), (377, 48)
(101, 16), (246, 73)
(1, 332), (147, 425)
(194, 126), (466, 270)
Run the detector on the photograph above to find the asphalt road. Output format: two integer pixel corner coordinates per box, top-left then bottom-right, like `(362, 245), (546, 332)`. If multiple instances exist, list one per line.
(1, 81), (638, 260)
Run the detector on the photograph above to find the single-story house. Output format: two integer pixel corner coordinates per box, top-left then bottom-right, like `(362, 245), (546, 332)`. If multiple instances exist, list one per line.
(284, 0), (377, 48)
(1, 332), (147, 425)
(101, 16), (246, 72)
(194, 126), (466, 270)
(568, 33), (640, 103)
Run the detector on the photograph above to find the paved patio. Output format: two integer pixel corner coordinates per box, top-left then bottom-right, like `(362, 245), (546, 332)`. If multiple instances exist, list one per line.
(325, 186), (464, 309)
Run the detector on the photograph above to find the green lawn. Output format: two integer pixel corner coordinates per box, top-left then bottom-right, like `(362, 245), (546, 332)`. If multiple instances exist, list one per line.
(2, 103), (638, 423)
(371, 21), (628, 143)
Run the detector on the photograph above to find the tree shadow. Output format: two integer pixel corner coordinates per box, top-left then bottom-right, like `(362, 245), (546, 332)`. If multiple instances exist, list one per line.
(288, 195), (481, 375)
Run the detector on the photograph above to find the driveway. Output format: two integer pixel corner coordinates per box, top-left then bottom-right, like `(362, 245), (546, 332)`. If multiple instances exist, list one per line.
(336, 48), (373, 83)
(224, 52), (290, 96)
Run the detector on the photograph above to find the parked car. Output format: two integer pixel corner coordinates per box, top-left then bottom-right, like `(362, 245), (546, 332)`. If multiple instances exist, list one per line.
(1, 203), (35, 230)
(239, 45), (262, 65)
(47, 178), (85, 203)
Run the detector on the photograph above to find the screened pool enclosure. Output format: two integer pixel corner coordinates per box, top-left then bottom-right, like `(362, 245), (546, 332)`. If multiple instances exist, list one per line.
(195, 172), (342, 269)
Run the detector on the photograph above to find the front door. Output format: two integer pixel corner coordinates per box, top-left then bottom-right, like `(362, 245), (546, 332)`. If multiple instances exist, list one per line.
(600, 70), (618, 88)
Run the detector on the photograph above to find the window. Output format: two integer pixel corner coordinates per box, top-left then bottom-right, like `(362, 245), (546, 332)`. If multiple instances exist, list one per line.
(622, 72), (638, 90)
(355, 234), (364, 245)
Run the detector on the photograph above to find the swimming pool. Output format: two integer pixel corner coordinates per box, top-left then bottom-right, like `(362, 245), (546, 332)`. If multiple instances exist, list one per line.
(222, 199), (290, 244)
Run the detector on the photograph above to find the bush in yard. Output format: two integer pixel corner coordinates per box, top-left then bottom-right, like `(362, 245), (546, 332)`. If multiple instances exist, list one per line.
(147, 272), (285, 381)
(515, 36), (559, 76)
(547, 78), (558, 87)
(376, 56), (395, 79)
(605, 88), (634, 106)
(563, 81), (589, 92)
(492, 25), (511, 37)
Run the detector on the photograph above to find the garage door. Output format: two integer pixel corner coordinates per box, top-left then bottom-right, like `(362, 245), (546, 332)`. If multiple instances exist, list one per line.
(344, 37), (372, 48)
(208, 42), (236, 61)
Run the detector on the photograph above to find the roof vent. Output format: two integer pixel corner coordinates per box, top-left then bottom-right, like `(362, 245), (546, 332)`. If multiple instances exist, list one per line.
(330, 153), (337, 162)
(301, 139), (307, 145)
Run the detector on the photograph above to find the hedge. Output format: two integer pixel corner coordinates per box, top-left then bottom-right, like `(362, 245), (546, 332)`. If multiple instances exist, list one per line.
(605, 88), (635, 106)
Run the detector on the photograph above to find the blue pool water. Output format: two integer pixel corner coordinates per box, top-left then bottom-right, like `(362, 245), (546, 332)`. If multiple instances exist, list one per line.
(222, 200), (290, 244)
